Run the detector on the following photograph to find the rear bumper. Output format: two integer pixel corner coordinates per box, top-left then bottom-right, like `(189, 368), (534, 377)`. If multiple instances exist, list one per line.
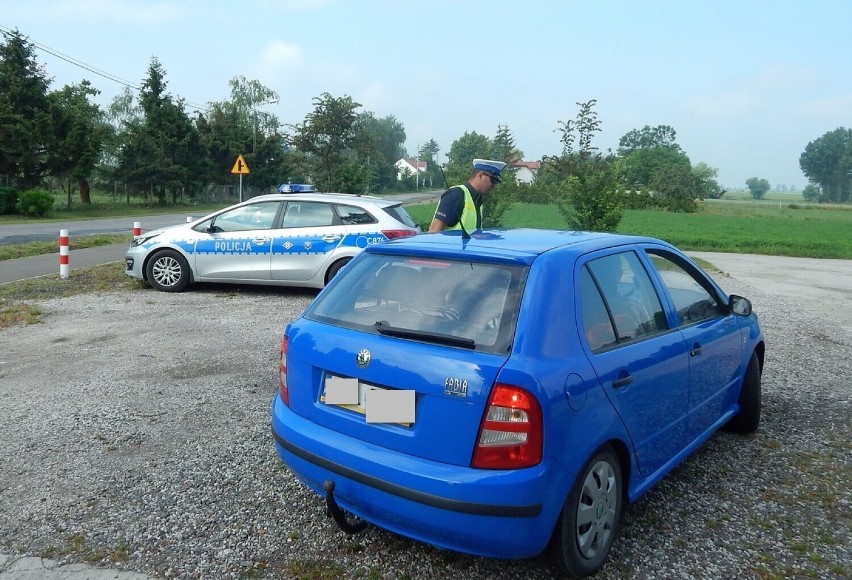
(270, 394), (567, 559)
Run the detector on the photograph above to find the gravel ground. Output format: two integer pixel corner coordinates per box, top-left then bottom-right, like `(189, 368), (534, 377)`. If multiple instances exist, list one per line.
(0, 272), (849, 579)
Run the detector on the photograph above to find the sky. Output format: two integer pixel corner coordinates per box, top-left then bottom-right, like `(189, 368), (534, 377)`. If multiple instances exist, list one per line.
(3, 0), (851, 191)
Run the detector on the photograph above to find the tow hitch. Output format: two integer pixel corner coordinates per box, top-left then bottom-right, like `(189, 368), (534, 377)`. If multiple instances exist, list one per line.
(323, 480), (368, 534)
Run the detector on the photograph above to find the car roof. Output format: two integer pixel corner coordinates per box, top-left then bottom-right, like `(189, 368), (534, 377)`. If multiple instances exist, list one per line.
(247, 192), (398, 206)
(367, 229), (673, 265)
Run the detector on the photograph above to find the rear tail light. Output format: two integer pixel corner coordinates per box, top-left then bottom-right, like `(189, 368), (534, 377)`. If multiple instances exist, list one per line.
(471, 384), (542, 469)
(279, 336), (290, 406)
(382, 229), (416, 240)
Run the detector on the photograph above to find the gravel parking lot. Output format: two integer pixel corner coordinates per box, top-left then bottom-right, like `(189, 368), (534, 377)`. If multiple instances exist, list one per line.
(0, 260), (849, 579)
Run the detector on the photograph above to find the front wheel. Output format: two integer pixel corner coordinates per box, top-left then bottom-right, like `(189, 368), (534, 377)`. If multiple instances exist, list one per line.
(145, 249), (191, 292)
(550, 446), (623, 578)
(726, 351), (761, 433)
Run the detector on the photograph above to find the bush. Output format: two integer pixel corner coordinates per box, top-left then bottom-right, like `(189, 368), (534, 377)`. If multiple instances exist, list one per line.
(0, 186), (18, 215)
(16, 188), (55, 217)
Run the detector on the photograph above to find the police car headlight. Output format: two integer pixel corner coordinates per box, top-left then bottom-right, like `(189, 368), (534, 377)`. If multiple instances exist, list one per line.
(131, 234), (159, 247)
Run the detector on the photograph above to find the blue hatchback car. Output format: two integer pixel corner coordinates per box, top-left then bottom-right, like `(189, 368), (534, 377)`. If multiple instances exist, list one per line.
(270, 229), (765, 577)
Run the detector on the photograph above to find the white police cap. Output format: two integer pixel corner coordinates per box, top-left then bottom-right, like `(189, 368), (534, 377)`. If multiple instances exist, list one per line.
(472, 159), (507, 183)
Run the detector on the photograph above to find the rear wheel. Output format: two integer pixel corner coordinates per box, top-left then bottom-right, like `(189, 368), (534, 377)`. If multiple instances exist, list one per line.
(325, 258), (351, 285)
(550, 446), (623, 578)
(726, 351), (761, 433)
(146, 249), (191, 292)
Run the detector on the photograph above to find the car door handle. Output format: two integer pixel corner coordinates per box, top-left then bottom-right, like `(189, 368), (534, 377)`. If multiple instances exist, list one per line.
(252, 238), (269, 245)
(690, 345), (703, 357)
(322, 235), (341, 242)
(612, 374), (633, 389)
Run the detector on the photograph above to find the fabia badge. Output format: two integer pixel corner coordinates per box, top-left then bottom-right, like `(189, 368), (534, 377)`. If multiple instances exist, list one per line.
(356, 349), (371, 368)
(444, 377), (468, 397)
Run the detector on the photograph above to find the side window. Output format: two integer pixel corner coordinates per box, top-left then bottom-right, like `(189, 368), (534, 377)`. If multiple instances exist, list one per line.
(209, 201), (280, 232)
(587, 252), (668, 344)
(336, 204), (376, 225)
(579, 267), (617, 351)
(281, 202), (335, 228)
(647, 252), (723, 326)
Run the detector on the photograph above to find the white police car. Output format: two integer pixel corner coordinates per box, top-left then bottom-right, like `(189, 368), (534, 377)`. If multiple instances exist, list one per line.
(124, 187), (419, 292)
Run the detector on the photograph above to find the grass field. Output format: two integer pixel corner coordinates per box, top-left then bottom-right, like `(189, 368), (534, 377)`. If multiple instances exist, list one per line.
(406, 199), (852, 259)
(3, 191), (851, 260)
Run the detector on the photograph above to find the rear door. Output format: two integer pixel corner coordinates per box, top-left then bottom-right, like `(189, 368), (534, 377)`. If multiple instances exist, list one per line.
(579, 250), (691, 477)
(270, 200), (348, 281)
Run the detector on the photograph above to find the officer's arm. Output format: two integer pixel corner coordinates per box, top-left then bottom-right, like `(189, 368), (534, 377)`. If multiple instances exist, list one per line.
(428, 217), (447, 232)
(429, 189), (461, 233)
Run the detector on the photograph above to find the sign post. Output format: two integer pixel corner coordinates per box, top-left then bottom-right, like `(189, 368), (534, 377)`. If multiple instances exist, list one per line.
(230, 154), (250, 202)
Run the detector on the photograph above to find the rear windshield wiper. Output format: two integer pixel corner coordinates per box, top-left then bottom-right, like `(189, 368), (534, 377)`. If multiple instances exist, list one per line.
(374, 321), (475, 349)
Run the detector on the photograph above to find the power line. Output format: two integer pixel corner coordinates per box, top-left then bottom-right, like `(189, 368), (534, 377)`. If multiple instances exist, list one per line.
(0, 24), (210, 112)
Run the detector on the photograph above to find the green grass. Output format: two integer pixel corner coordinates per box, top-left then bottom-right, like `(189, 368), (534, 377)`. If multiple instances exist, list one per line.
(0, 233), (132, 261)
(406, 198), (852, 259)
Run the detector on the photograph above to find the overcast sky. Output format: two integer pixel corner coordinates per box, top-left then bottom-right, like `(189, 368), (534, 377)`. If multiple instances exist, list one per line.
(4, 0), (851, 190)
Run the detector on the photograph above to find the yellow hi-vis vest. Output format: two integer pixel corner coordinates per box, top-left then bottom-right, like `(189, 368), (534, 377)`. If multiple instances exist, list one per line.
(446, 184), (480, 234)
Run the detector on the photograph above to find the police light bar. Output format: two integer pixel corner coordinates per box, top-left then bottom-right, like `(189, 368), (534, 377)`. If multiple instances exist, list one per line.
(278, 183), (317, 193)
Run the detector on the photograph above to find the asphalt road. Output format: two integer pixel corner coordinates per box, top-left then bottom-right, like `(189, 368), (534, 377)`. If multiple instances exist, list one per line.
(0, 191), (445, 285)
(0, 191), (443, 246)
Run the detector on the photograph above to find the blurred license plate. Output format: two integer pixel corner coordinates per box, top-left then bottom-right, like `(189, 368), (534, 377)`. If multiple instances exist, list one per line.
(322, 376), (414, 425)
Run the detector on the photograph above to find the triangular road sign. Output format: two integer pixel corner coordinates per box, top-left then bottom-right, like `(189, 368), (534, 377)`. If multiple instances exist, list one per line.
(231, 154), (250, 175)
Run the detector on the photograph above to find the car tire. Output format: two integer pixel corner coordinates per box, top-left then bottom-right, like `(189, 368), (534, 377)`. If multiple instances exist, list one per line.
(145, 249), (191, 292)
(549, 446), (623, 578)
(325, 258), (351, 285)
(726, 351), (761, 433)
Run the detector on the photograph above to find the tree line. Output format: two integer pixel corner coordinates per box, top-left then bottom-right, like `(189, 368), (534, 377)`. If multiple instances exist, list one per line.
(2, 28), (847, 230)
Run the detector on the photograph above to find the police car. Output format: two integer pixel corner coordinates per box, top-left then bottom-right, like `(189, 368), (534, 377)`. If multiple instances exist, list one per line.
(270, 229), (765, 577)
(124, 187), (419, 292)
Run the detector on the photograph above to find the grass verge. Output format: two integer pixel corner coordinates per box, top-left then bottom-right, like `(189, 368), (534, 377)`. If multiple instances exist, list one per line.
(0, 233), (132, 261)
(0, 262), (145, 329)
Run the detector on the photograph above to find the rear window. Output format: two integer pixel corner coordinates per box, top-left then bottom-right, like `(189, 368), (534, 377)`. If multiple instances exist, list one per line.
(382, 204), (418, 228)
(305, 254), (526, 354)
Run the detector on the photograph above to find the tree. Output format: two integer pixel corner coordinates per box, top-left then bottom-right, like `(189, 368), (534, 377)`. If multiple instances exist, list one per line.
(745, 177), (771, 200)
(290, 93), (361, 192)
(618, 125), (682, 155)
(445, 131), (491, 185)
(691, 162), (722, 199)
(801, 183), (820, 202)
(117, 58), (205, 203)
(47, 80), (109, 205)
(355, 112), (406, 192)
(543, 99), (624, 231)
(0, 29), (54, 189)
(799, 128), (852, 203)
(622, 147), (691, 191)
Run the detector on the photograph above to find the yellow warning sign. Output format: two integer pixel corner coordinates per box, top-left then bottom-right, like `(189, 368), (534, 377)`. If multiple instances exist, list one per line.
(230, 154), (250, 175)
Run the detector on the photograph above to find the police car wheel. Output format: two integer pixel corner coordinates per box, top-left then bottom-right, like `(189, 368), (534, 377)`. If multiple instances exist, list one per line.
(325, 258), (351, 285)
(146, 249), (190, 292)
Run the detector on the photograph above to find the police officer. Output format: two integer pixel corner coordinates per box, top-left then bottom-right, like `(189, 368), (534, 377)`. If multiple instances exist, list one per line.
(428, 159), (507, 234)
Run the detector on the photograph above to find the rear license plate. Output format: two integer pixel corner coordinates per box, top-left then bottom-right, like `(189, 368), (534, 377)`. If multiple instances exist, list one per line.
(322, 376), (415, 425)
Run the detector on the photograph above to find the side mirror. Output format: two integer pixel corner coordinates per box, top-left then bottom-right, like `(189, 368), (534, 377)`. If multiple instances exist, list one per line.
(729, 295), (752, 316)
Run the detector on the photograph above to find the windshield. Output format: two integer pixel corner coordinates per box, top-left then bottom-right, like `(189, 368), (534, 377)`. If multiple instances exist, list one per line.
(305, 254), (526, 354)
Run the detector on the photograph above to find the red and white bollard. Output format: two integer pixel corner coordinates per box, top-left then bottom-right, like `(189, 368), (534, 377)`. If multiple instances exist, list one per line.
(133, 221), (141, 237)
(59, 229), (69, 279)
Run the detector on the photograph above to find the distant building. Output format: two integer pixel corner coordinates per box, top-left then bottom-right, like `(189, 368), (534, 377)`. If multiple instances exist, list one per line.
(395, 158), (427, 180)
(512, 161), (541, 184)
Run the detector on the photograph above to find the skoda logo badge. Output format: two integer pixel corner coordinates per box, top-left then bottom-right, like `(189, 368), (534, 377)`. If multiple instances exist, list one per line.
(356, 349), (371, 368)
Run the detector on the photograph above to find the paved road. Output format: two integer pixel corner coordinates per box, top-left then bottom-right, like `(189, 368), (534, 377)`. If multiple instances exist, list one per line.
(0, 192), (444, 284)
(0, 191), (443, 246)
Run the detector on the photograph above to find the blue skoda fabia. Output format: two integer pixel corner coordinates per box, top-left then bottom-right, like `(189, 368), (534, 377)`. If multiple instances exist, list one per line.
(270, 229), (765, 577)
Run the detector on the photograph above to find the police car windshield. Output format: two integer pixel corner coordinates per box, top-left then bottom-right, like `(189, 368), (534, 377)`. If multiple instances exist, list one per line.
(305, 254), (526, 354)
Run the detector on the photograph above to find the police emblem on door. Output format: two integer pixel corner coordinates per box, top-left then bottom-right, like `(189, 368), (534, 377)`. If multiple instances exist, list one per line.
(356, 349), (371, 368)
